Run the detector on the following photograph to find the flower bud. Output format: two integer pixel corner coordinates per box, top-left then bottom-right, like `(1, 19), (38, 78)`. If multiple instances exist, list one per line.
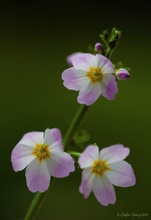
(115, 68), (130, 80)
(94, 43), (104, 54)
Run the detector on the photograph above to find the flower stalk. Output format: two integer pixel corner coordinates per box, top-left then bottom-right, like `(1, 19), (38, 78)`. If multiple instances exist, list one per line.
(22, 27), (123, 219)
(63, 104), (89, 150)
(24, 190), (48, 220)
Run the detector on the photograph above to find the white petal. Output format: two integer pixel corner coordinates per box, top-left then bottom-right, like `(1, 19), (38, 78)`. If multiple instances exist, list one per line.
(78, 82), (102, 105)
(105, 161), (136, 187)
(96, 54), (114, 73)
(78, 145), (99, 168)
(92, 175), (116, 206)
(25, 159), (50, 192)
(11, 144), (35, 171)
(46, 151), (75, 177)
(72, 53), (97, 71)
(101, 74), (118, 100)
(79, 167), (94, 198)
(18, 131), (44, 147)
(44, 128), (63, 149)
(99, 144), (130, 163)
(62, 67), (88, 91)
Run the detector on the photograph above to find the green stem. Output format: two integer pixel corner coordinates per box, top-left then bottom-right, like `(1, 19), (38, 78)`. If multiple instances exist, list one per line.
(24, 104), (89, 220)
(63, 104), (89, 150)
(24, 178), (55, 220)
(68, 151), (81, 157)
(24, 192), (47, 220)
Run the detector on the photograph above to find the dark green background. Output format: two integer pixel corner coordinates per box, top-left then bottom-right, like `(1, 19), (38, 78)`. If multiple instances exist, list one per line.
(0, 1), (150, 220)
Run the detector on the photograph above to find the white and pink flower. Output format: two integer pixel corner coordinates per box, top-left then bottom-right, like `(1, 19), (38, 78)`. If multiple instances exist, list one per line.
(62, 53), (118, 105)
(78, 144), (136, 206)
(11, 128), (75, 192)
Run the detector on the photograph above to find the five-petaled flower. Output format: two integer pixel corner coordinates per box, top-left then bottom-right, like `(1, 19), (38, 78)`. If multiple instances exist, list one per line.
(78, 144), (136, 206)
(11, 128), (75, 192)
(62, 53), (118, 105)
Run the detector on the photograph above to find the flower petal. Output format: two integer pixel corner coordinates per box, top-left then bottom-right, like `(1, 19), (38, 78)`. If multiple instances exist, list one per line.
(79, 167), (94, 198)
(11, 144), (34, 171)
(96, 54), (114, 73)
(72, 53), (97, 71)
(62, 67), (88, 91)
(99, 144), (130, 163)
(25, 159), (50, 192)
(101, 74), (118, 100)
(46, 151), (75, 178)
(105, 160), (136, 187)
(78, 82), (102, 105)
(44, 128), (63, 149)
(66, 52), (83, 66)
(92, 175), (116, 206)
(78, 145), (99, 168)
(18, 131), (44, 147)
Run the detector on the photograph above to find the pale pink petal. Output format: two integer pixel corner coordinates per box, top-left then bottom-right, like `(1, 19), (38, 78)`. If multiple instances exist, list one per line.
(72, 53), (97, 71)
(78, 145), (99, 168)
(92, 175), (116, 206)
(44, 128), (63, 149)
(79, 167), (94, 198)
(18, 131), (44, 147)
(96, 54), (114, 73)
(48, 142), (63, 153)
(101, 74), (118, 100)
(46, 151), (75, 178)
(25, 159), (50, 192)
(11, 144), (35, 171)
(105, 161), (136, 187)
(78, 82), (102, 105)
(66, 52), (83, 66)
(79, 168), (94, 198)
(62, 67), (88, 91)
(99, 144), (130, 163)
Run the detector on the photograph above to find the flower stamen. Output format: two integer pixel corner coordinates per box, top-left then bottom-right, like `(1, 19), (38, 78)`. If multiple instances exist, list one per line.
(92, 159), (110, 176)
(32, 144), (50, 163)
(87, 67), (103, 83)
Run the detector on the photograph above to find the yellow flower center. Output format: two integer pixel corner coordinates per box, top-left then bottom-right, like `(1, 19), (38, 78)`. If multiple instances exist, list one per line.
(92, 159), (110, 176)
(32, 143), (50, 163)
(86, 67), (103, 83)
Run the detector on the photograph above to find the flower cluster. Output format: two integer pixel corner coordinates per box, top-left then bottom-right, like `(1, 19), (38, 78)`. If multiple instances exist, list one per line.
(11, 28), (135, 211)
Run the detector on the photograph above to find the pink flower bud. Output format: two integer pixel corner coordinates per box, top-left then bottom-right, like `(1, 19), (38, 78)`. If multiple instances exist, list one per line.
(94, 43), (104, 54)
(115, 68), (130, 80)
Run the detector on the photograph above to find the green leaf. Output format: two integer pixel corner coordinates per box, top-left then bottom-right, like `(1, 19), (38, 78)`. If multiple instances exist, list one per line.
(73, 129), (90, 144)
(115, 62), (124, 69)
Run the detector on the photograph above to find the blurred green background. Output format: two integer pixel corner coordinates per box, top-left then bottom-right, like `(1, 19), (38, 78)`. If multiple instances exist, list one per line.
(0, 1), (150, 220)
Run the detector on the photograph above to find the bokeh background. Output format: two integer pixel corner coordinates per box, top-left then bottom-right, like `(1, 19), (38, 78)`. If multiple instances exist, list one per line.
(0, 1), (150, 220)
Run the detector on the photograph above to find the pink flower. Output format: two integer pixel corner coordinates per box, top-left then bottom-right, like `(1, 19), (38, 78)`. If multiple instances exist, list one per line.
(78, 144), (136, 206)
(115, 68), (130, 80)
(11, 128), (75, 192)
(62, 53), (118, 105)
